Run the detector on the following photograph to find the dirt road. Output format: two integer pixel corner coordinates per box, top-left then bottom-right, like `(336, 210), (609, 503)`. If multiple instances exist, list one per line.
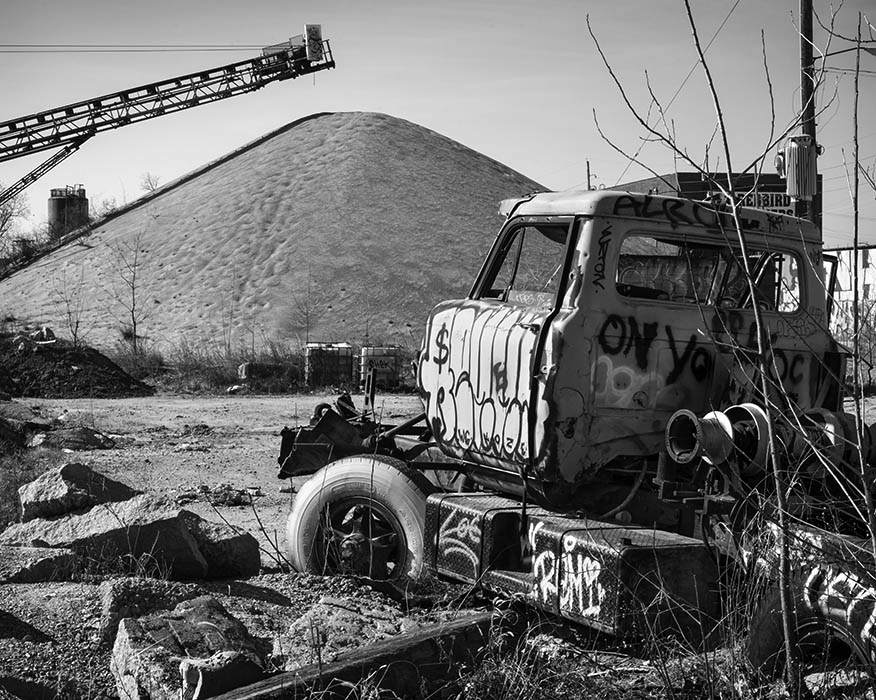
(25, 392), (425, 567)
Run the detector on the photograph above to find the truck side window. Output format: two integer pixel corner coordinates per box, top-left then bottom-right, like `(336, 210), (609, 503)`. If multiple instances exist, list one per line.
(480, 224), (569, 308)
(616, 235), (722, 304)
(719, 251), (801, 313)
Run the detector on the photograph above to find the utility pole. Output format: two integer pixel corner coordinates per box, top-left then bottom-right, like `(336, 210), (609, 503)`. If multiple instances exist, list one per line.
(780, 0), (820, 233)
(586, 160), (597, 190)
(798, 0), (820, 230)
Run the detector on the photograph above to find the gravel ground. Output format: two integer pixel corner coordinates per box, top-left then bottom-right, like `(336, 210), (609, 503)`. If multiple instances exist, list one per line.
(0, 392), (436, 700)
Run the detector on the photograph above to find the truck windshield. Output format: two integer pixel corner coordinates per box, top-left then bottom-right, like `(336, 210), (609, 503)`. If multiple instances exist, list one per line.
(616, 233), (801, 312)
(479, 223), (570, 309)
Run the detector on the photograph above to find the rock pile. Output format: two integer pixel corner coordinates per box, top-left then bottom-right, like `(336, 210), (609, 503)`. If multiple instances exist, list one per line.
(0, 462), (260, 582)
(0, 462), (269, 698)
(0, 462), (462, 700)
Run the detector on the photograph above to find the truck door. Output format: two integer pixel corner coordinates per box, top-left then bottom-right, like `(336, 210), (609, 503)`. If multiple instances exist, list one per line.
(418, 218), (575, 473)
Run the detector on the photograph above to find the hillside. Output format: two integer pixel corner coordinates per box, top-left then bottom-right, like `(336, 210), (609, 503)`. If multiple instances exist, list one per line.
(0, 112), (544, 355)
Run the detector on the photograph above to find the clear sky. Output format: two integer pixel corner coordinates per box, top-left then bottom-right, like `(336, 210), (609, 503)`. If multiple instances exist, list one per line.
(1, 0), (874, 246)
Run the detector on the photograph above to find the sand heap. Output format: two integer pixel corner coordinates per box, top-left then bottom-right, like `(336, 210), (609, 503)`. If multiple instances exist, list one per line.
(0, 112), (544, 354)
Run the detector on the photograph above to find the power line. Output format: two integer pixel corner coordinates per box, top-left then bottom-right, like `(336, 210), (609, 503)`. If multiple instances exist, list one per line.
(0, 44), (261, 54)
(823, 67), (876, 77)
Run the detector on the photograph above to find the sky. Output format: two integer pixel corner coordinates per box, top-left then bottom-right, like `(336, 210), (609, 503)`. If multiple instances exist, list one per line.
(0, 0), (874, 247)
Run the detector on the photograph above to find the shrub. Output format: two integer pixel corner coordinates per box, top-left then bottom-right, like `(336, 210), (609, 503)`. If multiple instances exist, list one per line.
(128, 336), (305, 394)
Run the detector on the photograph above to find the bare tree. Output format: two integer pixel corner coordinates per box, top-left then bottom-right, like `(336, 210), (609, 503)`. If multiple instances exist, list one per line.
(52, 266), (89, 347)
(139, 172), (161, 194)
(290, 267), (330, 347)
(91, 196), (119, 220)
(0, 185), (30, 245)
(103, 229), (153, 355)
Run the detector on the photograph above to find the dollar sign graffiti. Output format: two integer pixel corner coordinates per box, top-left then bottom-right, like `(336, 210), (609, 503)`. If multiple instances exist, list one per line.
(493, 361), (508, 400)
(434, 323), (450, 372)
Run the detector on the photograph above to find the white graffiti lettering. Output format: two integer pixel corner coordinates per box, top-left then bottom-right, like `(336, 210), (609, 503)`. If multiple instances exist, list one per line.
(531, 523), (605, 619)
(419, 302), (542, 461)
(438, 513), (482, 571)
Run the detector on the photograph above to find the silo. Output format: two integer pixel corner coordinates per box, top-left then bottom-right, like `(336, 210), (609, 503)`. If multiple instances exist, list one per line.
(48, 185), (89, 238)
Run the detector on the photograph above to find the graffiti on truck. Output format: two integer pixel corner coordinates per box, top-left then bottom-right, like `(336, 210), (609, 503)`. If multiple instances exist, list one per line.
(710, 308), (812, 405)
(594, 314), (713, 410)
(610, 194), (787, 234)
(804, 565), (876, 659)
(437, 510), (481, 573)
(419, 303), (540, 461)
(530, 521), (606, 619)
(597, 315), (712, 383)
(593, 309), (813, 409)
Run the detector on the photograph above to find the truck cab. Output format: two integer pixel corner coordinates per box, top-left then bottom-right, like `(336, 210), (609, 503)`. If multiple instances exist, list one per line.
(417, 190), (839, 515)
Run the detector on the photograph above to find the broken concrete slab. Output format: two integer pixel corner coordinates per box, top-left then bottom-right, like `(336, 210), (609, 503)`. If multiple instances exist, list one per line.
(0, 494), (209, 579)
(0, 544), (76, 583)
(208, 610), (496, 700)
(28, 426), (115, 450)
(0, 400), (54, 433)
(18, 462), (141, 521)
(1, 493), (263, 581)
(98, 576), (204, 644)
(110, 595), (265, 700)
(180, 512), (260, 579)
(272, 595), (422, 671)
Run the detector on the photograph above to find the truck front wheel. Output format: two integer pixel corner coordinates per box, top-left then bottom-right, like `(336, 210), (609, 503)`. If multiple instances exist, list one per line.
(286, 456), (435, 581)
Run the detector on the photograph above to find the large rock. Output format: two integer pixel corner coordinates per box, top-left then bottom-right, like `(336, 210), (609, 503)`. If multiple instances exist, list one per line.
(0, 399), (54, 433)
(28, 426), (115, 450)
(0, 494), (209, 579)
(179, 512), (260, 579)
(0, 544), (76, 583)
(110, 595), (265, 700)
(0, 493), (261, 580)
(98, 576), (203, 644)
(18, 462), (141, 521)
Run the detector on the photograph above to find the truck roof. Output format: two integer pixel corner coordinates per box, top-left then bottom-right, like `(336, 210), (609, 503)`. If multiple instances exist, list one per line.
(503, 189), (820, 244)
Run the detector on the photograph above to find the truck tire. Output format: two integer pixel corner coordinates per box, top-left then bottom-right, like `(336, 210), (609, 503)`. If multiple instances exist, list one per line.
(286, 455), (436, 581)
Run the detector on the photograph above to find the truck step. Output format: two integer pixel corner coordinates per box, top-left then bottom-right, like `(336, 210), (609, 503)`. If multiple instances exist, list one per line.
(426, 492), (719, 641)
(482, 568), (532, 597)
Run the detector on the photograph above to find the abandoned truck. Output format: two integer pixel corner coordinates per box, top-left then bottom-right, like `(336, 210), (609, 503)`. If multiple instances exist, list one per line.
(278, 189), (876, 660)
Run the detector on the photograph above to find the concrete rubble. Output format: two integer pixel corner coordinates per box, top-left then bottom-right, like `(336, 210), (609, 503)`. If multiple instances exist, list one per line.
(0, 462), (459, 700)
(18, 461), (140, 521)
(0, 544), (76, 583)
(98, 576), (203, 643)
(0, 466), (260, 581)
(272, 594), (419, 671)
(110, 595), (266, 700)
(27, 425), (116, 450)
(0, 399), (116, 449)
